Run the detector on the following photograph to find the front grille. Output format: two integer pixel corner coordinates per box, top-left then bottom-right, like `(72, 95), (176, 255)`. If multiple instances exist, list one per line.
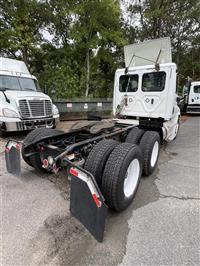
(19, 99), (52, 118)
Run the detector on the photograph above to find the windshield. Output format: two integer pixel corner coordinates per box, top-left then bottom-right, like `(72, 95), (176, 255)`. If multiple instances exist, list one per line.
(0, 75), (39, 91)
(193, 85), (200, 93)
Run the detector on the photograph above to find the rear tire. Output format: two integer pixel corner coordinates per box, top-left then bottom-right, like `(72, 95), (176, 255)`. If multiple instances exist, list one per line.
(84, 139), (118, 187)
(101, 143), (142, 212)
(125, 128), (144, 144)
(23, 128), (64, 147)
(140, 131), (161, 176)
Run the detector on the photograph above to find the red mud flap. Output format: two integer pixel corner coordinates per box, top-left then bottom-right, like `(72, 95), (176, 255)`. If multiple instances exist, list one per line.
(69, 167), (108, 242)
(5, 140), (21, 176)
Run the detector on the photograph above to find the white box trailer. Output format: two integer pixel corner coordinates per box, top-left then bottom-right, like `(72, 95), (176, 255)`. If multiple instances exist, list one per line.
(5, 38), (180, 242)
(0, 57), (59, 137)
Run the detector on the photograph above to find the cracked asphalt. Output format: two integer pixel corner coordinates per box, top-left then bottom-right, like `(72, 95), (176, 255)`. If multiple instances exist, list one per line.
(0, 116), (200, 266)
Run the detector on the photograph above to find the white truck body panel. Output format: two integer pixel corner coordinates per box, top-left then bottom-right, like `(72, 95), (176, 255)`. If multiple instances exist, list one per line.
(113, 63), (177, 120)
(124, 37), (172, 68)
(0, 57), (29, 73)
(0, 57), (37, 80)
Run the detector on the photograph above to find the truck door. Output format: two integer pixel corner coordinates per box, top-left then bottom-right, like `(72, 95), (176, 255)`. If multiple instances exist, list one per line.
(189, 84), (200, 105)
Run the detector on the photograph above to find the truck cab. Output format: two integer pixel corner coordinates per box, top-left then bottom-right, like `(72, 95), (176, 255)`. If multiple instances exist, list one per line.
(0, 57), (59, 137)
(113, 37), (180, 141)
(113, 63), (177, 120)
(186, 81), (200, 113)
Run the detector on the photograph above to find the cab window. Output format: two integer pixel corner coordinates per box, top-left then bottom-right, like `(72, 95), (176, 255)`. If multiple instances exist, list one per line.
(193, 85), (200, 93)
(142, 72), (166, 92)
(119, 75), (138, 92)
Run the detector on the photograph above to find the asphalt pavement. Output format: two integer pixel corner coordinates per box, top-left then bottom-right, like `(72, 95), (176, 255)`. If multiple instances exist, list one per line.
(0, 117), (199, 266)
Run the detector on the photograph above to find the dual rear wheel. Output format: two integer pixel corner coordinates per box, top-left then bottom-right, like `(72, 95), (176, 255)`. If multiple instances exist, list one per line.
(125, 128), (161, 176)
(84, 140), (143, 212)
(85, 129), (161, 211)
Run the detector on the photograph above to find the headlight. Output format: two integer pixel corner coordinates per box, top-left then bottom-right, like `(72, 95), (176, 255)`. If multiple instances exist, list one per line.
(3, 108), (19, 118)
(52, 104), (59, 115)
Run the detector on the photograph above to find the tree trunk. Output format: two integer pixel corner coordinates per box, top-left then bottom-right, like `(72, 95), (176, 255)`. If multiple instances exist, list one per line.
(22, 47), (28, 67)
(85, 47), (90, 98)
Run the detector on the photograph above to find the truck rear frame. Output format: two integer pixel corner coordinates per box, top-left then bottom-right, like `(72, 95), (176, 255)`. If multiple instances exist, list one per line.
(5, 119), (162, 241)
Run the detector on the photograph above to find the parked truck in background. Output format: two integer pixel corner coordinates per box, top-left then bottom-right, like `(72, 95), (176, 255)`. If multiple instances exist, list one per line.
(0, 57), (60, 137)
(181, 80), (200, 113)
(5, 38), (180, 242)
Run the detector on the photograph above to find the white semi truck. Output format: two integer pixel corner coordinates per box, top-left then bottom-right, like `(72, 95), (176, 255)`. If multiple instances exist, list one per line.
(182, 80), (200, 113)
(0, 57), (60, 137)
(5, 38), (180, 242)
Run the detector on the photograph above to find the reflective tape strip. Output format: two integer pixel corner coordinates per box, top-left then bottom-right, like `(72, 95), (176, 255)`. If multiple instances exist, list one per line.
(70, 167), (102, 208)
(5, 141), (21, 152)
(69, 168), (79, 177)
(92, 194), (102, 208)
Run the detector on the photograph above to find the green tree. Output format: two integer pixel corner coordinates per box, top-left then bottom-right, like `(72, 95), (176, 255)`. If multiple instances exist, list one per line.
(70, 0), (126, 97)
(46, 0), (74, 46)
(33, 43), (82, 98)
(0, 0), (48, 66)
(125, 0), (200, 83)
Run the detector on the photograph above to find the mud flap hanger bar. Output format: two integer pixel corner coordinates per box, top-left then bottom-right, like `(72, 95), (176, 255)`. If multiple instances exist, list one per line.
(63, 158), (108, 242)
